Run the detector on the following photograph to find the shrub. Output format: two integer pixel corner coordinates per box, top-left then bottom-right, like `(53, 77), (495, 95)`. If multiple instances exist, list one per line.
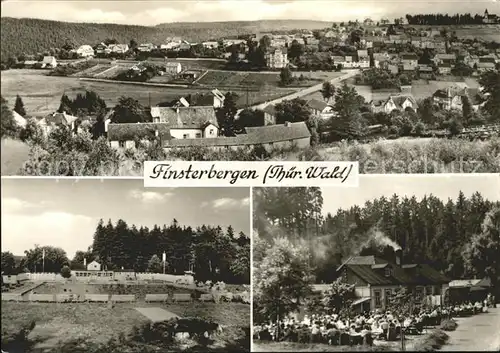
(439, 319), (458, 331)
(414, 329), (449, 351)
(61, 266), (72, 278)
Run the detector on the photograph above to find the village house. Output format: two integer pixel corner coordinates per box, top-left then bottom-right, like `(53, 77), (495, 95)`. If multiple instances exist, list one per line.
(476, 62), (496, 74)
(271, 38), (287, 48)
(202, 41), (219, 49)
(178, 42), (192, 51)
(176, 89), (225, 109)
(400, 53), (419, 69)
(364, 18), (375, 26)
(357, 50), (370, 68)
(448, 278), (492, 304)
(417, 65), (434, 79)
(163, 121), (311, 153)
(437, 62), (452, 75)
(95, 43), (108, 55)
(306, 99), (334, 119)
(23, 60), (39, 68)
(433, 53), (457, 66)
(137, 43), (155, 52)
(39, 112), (79, 135)
(108, 44), (129, 54)
(263, 104), (277, 125)
(41, 56), (57, 69)
(87, 260), (101, 271)
(372, 94), (418, 114)
(165, 61), (182, 74)
(335, 253), (450, 312)
(161, 40), (181, 50)
(75, 45), (95, 57)
(264, 48), (289, 69)
(483, 9), (500, 24)
(432, 86), (485, 112)
(12, 110), (27, 128)
(107, 122), (172, 149)
(149, 106), (219, 140)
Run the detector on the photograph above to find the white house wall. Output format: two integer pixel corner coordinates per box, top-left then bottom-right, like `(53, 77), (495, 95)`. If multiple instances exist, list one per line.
(171, 128), (204, 139)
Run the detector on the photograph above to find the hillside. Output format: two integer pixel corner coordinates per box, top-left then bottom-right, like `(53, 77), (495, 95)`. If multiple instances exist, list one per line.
(0, 17), (330, 60)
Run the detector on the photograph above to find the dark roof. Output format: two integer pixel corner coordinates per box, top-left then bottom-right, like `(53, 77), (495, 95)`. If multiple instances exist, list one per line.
(165, 121), (311, 148)
(345, 260), (450, 286)
(150, 106), (218, 129)
(107, 122), (172, 141)
(347, 263), (449, 286)
(401, 53), (418, 60)
(307, 99), (329, 111)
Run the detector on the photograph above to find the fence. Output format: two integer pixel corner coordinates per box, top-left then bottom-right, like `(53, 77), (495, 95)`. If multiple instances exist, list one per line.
(145, 294), (169, 303)
(111, 294), (136, 303)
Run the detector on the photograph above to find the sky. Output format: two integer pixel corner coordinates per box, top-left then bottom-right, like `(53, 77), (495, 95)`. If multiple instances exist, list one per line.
(1, 0), (499, 26)
(322, 174), (500, 215)
(1, 179), (250, 258)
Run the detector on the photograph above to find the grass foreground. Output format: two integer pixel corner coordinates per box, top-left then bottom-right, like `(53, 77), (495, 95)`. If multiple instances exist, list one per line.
(1, 301), (250, 352)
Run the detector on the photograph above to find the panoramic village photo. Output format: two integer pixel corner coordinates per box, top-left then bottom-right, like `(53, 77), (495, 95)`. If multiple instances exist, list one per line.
(252, 175), (500, 351)
(1, 0), (500, 175)
(0, 179), (251, 352)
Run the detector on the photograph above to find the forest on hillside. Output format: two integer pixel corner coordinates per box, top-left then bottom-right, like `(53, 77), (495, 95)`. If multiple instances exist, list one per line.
(253, 187), (500, 286)
(1, 219), (250, 284)
(0, 17), (328, 59)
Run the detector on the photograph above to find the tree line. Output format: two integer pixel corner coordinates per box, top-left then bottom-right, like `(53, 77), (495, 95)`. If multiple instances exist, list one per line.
(1, 218), (250, 284)
(405, 13), (487, 26)
(0, 17), (327, 62)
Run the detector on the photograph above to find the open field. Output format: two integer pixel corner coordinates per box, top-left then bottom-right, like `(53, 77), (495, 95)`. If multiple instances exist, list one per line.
(1, 69), (297, 111)
(0, 138), (31, 176)
(1, 301), (249, 351)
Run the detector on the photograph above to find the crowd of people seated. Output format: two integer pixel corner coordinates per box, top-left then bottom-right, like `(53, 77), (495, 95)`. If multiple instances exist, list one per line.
(253, 300), (492, 346)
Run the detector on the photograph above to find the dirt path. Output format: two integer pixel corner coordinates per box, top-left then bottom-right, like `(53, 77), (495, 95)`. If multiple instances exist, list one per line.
(135, 307), (180, 322)
(441, 308), (500, 351)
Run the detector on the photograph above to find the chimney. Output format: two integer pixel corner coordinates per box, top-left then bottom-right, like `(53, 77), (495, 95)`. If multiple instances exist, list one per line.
(395, 249), (403, 267)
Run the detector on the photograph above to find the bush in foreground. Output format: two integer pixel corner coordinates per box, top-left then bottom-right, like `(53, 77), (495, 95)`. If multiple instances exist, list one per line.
(439, 319), (458, 331)
(414, 329), (449, 351)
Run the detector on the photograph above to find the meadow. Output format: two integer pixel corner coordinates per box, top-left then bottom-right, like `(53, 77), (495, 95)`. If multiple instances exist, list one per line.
(0, 138), (31, 176)
(1, 301), (249, 352)
(1, 69), (296, 112)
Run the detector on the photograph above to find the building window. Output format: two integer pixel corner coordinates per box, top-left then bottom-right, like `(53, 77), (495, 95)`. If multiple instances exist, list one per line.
(210, 129), (215, 135)
(384, 268), (393, 277)
(434, 286), (441, 295)
(183, 134), (188, 139)
(385, 289), (392, 307)
(195, 133), (202, 138)
(374, 290), (382, 308)
(425, 286), (433, 296)
(119, 141), (125, 148)
(415, 286), (424, 302)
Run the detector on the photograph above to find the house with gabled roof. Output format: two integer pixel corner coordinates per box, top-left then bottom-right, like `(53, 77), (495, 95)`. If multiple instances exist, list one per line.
(264, 47), (288, 69)
(306, 99), (334, 118)
(165, 61), (182, 74)
(335, 254), (450, 311)
(372, 94), (418, 114)
(41, 56), (57, 69)
(164, 121), (311, 152)
(39, 111), (79, 135)
(107, 122), (172, 149)
(75, 45), (95, 58)
(432, 87), (485, 112)
(137, 43), (155, 52)
(12, 110), (27, 128)
(150, 106), (219, 140)
(263, 104), (277, 125)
